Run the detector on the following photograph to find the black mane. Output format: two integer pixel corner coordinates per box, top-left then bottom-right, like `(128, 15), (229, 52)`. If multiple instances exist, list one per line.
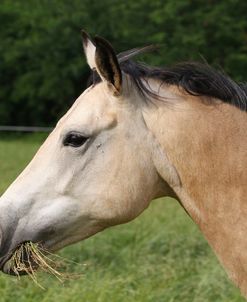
(88, 57), (247, 111)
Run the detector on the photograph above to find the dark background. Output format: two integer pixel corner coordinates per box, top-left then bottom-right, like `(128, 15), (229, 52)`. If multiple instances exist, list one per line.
(0, 0), (246, 126)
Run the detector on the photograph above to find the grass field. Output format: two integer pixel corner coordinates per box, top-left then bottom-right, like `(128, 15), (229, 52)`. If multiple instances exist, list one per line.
(0, 133), (244, 302)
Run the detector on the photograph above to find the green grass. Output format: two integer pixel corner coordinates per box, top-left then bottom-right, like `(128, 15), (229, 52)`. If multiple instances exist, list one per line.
(0, 133), (244, 302)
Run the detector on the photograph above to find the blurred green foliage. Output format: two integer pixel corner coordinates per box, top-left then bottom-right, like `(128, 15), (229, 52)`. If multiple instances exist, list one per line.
(0, 0), (246, 126)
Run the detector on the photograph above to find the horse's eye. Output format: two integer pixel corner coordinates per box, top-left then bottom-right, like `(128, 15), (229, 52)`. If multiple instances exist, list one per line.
(63, 132), (89, 148)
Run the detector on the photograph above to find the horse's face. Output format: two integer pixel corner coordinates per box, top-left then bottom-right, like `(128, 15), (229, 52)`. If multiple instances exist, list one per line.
(0, 34), (162, 273)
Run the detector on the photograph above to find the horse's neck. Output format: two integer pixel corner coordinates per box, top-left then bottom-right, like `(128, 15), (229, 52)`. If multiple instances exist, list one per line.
(145, 92), (247, 295)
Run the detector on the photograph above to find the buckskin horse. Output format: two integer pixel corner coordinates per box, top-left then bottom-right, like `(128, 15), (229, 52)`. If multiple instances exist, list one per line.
(0, 31), (246, 296)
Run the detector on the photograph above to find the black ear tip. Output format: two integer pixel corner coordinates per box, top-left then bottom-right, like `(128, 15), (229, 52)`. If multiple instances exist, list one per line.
(81, 30), (88, 38)
(94, 36), (115, 52)
(94, 36), (104, 45)
(81, 30), (94, 47)
(94, 35), (104, 42)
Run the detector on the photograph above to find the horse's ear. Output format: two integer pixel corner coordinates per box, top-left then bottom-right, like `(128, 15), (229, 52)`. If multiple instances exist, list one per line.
(82, 30), (96, 70)
(94, 36), (122, 94)
(82, 32), (122, 94)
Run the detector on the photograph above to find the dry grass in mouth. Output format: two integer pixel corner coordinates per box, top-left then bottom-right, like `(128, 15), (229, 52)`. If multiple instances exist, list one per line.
(7, 242), (81, 289)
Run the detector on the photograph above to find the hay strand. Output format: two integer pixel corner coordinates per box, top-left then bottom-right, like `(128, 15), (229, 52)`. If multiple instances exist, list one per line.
(5, 241), (83, 288)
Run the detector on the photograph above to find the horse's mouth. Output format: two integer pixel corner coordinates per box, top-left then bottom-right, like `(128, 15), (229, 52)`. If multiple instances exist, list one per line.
(2, 261), (38, 276)
(1, 241), (63, 281)
(1, 242), (39, 276)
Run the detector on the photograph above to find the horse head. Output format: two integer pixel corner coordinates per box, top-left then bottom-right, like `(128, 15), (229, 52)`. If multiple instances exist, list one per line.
(0, 32), (175, 274)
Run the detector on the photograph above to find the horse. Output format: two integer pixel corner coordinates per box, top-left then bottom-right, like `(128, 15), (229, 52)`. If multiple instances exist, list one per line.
(0, 31), (246, 296)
